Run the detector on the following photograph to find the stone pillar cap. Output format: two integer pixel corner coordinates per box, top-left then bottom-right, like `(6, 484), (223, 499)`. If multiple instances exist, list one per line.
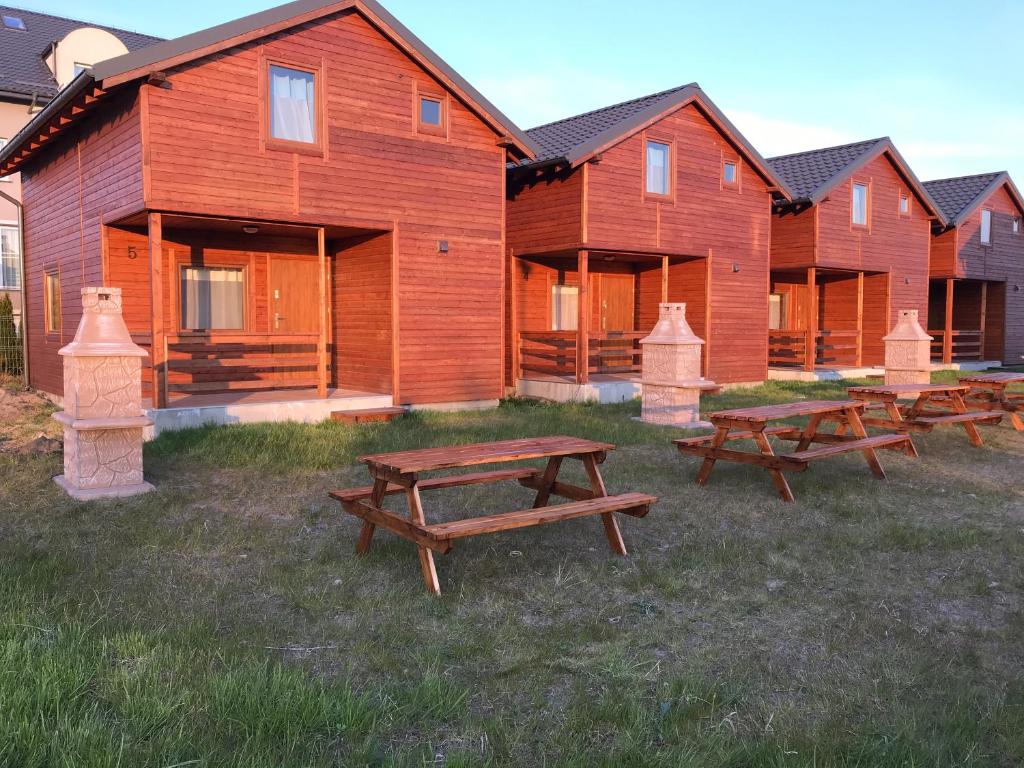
(883, 309), (933, 342)
(59, 287), (149, 358)
(641, 302), (705, 346)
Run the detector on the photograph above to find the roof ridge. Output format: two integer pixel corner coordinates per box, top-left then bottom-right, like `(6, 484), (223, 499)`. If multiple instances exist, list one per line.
(0, 4), (162, 41)
(767, 136), (888, 162)
(526, 82), (697, 133)
(923, 171), (1005, 185)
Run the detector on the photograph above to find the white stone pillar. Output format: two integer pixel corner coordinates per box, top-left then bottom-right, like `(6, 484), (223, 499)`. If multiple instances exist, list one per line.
(54, 288), (154, 500)
(883, 309), (933, 388)
(640, 303), (717, 427)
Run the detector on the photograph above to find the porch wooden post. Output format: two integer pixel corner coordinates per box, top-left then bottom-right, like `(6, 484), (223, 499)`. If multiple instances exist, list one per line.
(979, 282), (988, 361)
(317, 227), (328, 399)
(805, 267), (817, 372)
(510, 250), (521, 384)
(855, 271), (864, 366)
(148, 212), (166, 409)
(661, 256), (669, 303)
(943, 278), (954, 364)
(577, 250), (590, 384)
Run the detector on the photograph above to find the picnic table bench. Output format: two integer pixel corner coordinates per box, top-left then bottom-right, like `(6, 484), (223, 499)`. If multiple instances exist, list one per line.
(847, 383), (1003, 447)
(330, 436), (657, 595)
(959, 372), (1024, 432)
(674, 400), (914, 503)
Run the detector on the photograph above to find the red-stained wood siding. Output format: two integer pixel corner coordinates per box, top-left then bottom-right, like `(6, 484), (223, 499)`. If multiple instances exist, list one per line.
(333, 231), (392, 394)
(20, 91), (143, 397)
(507, 101), (774, 385)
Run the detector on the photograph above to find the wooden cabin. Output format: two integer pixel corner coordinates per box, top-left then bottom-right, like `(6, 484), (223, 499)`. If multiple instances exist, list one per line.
(767, 138), (944, 373)
(505, 84), (793, 398)
(923, 172), (1024, 365)
(0, 0), (535, 419)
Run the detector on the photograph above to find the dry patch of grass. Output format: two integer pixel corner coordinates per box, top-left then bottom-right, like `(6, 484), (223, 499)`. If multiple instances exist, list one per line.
(1, 375), (1022, 766)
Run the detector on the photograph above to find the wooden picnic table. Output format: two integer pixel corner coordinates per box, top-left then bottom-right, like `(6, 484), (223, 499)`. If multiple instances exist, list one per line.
(330, 436), (657, 595)
(959, 372), (1024, 432)
(674, 400), (914, 503)
(847, 383), (1003, 447)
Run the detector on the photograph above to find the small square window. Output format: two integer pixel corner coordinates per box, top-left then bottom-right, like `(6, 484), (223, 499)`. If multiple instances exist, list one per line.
(44, 271), (61, 333)
(899, 193), (910, 216)
(981, 209), (992, 244)
(852, 183), (869, 226)
(723, 161), (738, 185)
(2, 15), (26, 31)
(419, 97), (442, 126)
(646, 140), (671, 197)
(268, 64), (317, 145)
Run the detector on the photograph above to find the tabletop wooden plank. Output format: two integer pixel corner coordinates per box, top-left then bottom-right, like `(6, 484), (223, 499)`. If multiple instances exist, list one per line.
(848, 384), (970, 396)
(360, 436), (616, 474)
(708, 400), (864, 423)
(961, 372), (1024, 385)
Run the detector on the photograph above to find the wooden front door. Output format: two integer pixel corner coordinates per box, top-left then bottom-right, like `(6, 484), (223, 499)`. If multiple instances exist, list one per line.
(600, 274), (635, 331)
(269, 257), (320, 333)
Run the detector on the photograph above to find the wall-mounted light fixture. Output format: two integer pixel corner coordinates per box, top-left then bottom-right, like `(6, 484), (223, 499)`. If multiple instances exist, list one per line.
(438, 240), (449, 253)
(1015, 285), (1021, 293)
(732, 263), (741, 273)
(905, 277), (911, 285)
(242, 225), (259, 235)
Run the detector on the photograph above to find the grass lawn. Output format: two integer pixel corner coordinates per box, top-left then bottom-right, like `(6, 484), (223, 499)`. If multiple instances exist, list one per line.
(1, 374), (1023, 766)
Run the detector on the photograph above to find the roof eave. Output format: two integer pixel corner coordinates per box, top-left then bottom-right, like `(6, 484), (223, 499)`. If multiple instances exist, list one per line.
(948, 172), (1024, 228)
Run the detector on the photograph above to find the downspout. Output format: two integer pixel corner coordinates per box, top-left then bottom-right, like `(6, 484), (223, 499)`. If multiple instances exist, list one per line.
(0, 186), (28, 388)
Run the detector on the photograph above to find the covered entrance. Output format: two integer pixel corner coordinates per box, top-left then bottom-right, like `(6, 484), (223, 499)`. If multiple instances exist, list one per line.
(928, 279), (1005, 364)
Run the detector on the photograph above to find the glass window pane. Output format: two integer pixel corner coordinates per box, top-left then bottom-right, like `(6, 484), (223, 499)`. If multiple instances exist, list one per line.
(852, 183), (868, 225)
(646, 141), (670, 195)
(900, 194), (909, 214)
(981, 210), (992, 243)
(551, 285), (579, 331)
(269, 65), (316, 143)
(180, 267), (245, 330)
(0, 226), (18, 289)
(723, 161), (737, 184)
(45, 273), (60, 332)
(420, 97), (442, 126)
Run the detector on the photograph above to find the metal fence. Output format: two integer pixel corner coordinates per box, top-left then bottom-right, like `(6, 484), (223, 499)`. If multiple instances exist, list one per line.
(0, 292), (22, 378)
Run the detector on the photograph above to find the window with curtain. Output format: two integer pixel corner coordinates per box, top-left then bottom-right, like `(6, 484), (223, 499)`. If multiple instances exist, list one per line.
(180, 267), (245, 331)
(44, 271), (60, 333)
(646, 140), (670, 196)
(981, 209), (993, 244)
(0, 226), (18, 289)
(551, 284), (579, 331)
(768, 293), (789, 331)
(852, 183), (869, 226)
(269, 65), (316, 144)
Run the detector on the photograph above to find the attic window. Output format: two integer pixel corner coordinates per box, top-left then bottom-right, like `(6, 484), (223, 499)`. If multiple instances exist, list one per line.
(899, 193), (911, 216)
(1014, 217), (1021, 235)
(416, 90), (446, 136)
(981, 209), (992, 244)
(2, 15), (26, 30)
(723, 160), (738, 186)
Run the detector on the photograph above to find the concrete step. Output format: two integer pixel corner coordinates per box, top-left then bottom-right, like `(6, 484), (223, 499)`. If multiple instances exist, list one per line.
(330, 406), (408, 425)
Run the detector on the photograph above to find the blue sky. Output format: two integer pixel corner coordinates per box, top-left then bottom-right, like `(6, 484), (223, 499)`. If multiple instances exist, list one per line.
(18, 0), (1024, 182)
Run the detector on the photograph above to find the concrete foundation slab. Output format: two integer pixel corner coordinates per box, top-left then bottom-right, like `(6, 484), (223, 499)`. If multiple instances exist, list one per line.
(517, 377), (640, 404)
(931, 361), (1002, 372)
(768, 366), (885, 382)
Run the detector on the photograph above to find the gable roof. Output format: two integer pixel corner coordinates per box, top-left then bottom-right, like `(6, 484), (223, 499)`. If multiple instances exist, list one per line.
(0, 5), (161, 102)
(0, 0), (536, 174)
(923, 171), (1024, 228)
(513, 83), (794, 199)
(767, 137), (944, 221)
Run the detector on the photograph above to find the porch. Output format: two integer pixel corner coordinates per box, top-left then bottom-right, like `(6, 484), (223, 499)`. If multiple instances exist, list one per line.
(509, 247), (708, 401)
(928, 279), (1005, 365)
(768, 267), (887, 375)
(105, 210), (395, 425)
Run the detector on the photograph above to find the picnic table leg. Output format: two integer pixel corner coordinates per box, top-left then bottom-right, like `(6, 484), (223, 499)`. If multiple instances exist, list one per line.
(881, 401), (919, 458)
(751, 429), (796, 503)
(582, 453), (627, 556)
(950, 391), (985, 447)
(696, 427), (730, 486)
(405, 484), (441, 596)
(532, 457), (564, 508)
(356, 478), (388, 555)
(795, 414), (824, 452)
(844, 407), (886, 479)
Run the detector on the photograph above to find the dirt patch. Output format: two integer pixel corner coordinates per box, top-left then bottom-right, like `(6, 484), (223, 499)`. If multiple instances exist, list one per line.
(0, 384), (61, 455)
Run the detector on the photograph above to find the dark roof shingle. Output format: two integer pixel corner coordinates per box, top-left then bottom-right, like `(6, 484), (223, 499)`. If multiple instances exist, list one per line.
(922, 172), (1004, 224)
(766, 138), (886, 201)
(525, 84), (696, 165)
(0, 5), (161, 100)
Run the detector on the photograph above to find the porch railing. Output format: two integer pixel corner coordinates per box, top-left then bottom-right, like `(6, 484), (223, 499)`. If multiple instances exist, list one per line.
(769, 329), (861, 370)
(519, 331), (644, 381)
(929, 329), (983, 362)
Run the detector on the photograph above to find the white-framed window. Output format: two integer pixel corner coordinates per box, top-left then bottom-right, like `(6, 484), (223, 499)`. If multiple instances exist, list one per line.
(180, 266), (245, 331)
(1013, 217), (1021, 235)
(981, 209), (993, 245)
(723, 160), (738, 186)
(551, 284), (579, 331)
(645, 140), (671, 196)
(899, 193), (910, 216)
(269, 64), (317, 145)
(0, 226), (19, 289)
(852, 182), (869, 226)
